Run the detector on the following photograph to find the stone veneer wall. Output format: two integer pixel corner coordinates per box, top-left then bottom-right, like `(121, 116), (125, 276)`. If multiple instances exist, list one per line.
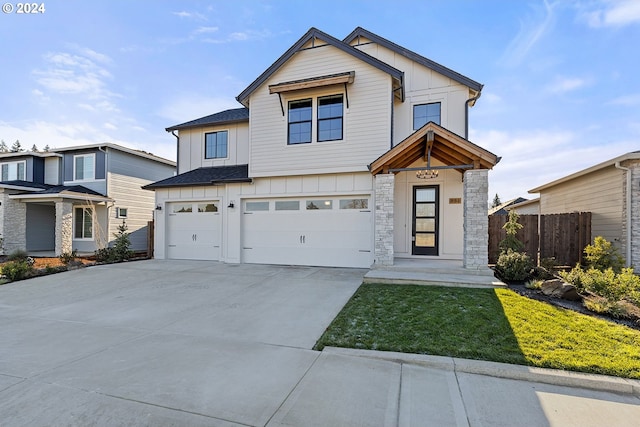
(55, 201), (73, 256)
(1, 192), (26, 253)
(374, 174), (394, 266)
(463, 169), (489, 270)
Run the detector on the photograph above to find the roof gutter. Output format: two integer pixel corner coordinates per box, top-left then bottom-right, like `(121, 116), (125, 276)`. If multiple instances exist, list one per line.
(615, 161), (632, 267)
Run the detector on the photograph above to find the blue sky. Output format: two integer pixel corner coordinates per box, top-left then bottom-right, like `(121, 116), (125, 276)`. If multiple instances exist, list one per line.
(1, 0), (639, 201)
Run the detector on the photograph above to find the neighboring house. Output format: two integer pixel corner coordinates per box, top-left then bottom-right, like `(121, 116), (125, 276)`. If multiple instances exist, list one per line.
(145, 27), (500, 269)
(488, 197), (528, 215)
(505, 198), (540, 215)
(0, 143), (175, 256)
(528, 152), (640, 270)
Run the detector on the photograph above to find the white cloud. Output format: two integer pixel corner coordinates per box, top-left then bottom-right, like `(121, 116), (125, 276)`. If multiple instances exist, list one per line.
(608, 93), (640, 106)
(201, 29), (273, 44)
(193, 26), (219, 34)
(501, 0), (557, 67)
(582, 0), (640, 28)
(545, 76), (590, 94)
(172, 11), (207, 21)
(103, 122), (117, 130)
(471, 127), (638, 201)
(156, 95), (242, 124)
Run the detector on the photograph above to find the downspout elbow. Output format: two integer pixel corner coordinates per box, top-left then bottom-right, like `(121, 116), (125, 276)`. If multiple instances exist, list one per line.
(465, 91), (482, 140)
(170, 130), (179, 175)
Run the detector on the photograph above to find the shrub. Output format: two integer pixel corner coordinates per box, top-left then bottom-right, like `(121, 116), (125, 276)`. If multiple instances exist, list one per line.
(495, 249), (534, 281)
(499, 211), (524, 253)
(2, 260), (33, 281)
(59, 250), (77, 265)
(7, 249), (29, 262)
(94, 221), (133, 264)
(525, 279), (543, 290)
(584, 236), (624, 273)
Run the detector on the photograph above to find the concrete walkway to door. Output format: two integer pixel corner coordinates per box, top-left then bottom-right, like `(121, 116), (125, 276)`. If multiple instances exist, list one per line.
(0, 260), (638, 426)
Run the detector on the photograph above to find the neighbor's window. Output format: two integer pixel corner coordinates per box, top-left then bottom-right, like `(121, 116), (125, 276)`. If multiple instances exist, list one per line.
(0, 160), (26, 181)
(288, 99), (312, 144)
(74, 207), (93, 239)
(205, 131), (228, 159)
(74, 154), (95, 181)
(318, 94), (343, 141)
(116, 207), (128, 218)
(413, 102), (441, 129)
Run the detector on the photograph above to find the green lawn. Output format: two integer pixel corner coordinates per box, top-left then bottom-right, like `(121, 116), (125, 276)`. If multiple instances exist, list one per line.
(314, 284), (640, 379)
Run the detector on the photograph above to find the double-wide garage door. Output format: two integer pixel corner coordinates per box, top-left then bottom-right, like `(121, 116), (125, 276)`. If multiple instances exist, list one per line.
(166, 201), (221, 260)
(242, 196), (372, 268)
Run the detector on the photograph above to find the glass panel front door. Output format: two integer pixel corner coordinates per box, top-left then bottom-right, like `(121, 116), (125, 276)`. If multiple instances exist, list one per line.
(412, 186), (439, 255)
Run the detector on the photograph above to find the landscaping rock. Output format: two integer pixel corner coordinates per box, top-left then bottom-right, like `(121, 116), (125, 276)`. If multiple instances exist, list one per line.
(541, 279), (581, 301)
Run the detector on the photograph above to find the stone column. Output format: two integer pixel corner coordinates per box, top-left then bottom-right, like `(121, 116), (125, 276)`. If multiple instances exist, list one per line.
(2, 194), (27, 253)
(374, 173), (394, 266)
(55, 201), (73, 256)
(624, 160), (640, 271)
(463, 169), (489, 270)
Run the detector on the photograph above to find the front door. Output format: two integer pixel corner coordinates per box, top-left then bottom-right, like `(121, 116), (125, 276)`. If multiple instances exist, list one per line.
(412, 186), (439, 256)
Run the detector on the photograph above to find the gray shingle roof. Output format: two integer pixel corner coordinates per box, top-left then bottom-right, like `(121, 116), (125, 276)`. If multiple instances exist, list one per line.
(166, 108), (249, 132)
(142, 164), (251, 189)
(0, 180), (105, 196)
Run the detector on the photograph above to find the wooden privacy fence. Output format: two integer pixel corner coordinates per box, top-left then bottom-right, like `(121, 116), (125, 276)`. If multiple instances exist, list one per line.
(488, 212), (592, 266)
(147, 220), (154, 258)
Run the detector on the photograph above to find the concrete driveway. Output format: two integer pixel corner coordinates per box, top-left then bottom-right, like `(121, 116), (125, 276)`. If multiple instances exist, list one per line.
(1, 260), (639, 426)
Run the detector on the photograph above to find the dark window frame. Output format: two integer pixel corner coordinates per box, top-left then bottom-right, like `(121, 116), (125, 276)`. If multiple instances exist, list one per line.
(317, 94), (344, 142)
(413, 102), (441, 130)
(287, 98), (313, 145)
(204, 130), (229, 159)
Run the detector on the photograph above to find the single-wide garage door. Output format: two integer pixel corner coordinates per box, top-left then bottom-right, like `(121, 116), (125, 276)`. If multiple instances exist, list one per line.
(166, 201), (221, 260)
(242, 196), (372, 268)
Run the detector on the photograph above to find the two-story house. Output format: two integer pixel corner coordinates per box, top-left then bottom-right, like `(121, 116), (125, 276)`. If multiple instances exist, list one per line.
(0, 143), (175, 256)
(145, 27), (500, 269)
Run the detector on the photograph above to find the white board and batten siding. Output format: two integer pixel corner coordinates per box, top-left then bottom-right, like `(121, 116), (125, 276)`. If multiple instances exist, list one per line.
(248, 43), (393, 178)
(107, 149), (176, 251)
(539, 166), (625, 247)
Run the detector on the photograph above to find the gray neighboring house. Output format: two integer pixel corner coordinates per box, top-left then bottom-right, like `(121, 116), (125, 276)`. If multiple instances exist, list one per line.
(0, 143), (175, 256)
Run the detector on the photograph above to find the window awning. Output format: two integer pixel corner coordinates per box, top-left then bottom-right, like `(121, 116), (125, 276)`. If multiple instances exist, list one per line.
(269, 71), (355, 94)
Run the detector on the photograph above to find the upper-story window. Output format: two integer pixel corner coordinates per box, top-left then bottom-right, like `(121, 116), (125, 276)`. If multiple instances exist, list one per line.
(413, 102), (441, 130)
(205, 131), (228, 159)
(288, 99), (312, 145)
(0, 160), (26, 181)
(74, 154), (95, 181)
(318, 94), (343, 142)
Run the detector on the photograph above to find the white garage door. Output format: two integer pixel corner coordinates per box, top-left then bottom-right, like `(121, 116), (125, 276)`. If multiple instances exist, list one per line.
(166, 201), (221, 261)
(242, 196), (372, 268)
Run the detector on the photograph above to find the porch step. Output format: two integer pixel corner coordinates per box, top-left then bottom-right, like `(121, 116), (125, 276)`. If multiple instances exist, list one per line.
(363, 268), (506, 288)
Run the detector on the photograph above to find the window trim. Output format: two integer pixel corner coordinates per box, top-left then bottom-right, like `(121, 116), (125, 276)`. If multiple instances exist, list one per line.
(73, 206), (94, 241)
(204, 130), (229, 159)
(73, 153), (96, 181)
(317, 94), (344, 142)
(0, 160), (26, 181)
(115, 207), (128, 218)
(413, 102), (441, 130)
(287, 98), (313, 145)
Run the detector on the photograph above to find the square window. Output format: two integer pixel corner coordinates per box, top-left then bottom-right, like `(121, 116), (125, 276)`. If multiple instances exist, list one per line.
(413, 103), (441, 130)
(74, 154), (95, 181)
(116, 207), (128, 218)
(205, 131), (228, 159)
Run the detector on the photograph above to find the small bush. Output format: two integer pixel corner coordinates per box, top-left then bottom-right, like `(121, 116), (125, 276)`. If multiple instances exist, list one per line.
(584, 236), (625, 273)
(2, 260), (33, 281)
(499, 211), (524, 253)
(94, 247), (113, 263)
(59, 250), (77, 265)
(525, 279), (543, 290)
(7, 249), (29, 262)
(495, 249), (534, 281)
(95, 221), (133, 264)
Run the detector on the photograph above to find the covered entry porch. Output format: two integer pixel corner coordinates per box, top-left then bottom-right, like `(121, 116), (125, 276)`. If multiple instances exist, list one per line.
(369, 122), (500, 274)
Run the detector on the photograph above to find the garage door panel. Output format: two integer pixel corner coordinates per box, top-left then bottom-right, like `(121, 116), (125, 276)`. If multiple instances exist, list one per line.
(167, 202), (221, 261)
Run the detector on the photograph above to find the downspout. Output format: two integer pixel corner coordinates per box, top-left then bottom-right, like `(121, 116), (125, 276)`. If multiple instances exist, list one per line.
(615, 161), (632, 267)
(98, 145), (110, 249)
(465, 91), (482, 140)
(171, 131), (180, 175)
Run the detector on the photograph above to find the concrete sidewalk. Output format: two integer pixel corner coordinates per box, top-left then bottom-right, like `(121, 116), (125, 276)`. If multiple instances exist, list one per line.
(0, 260), (638, 426)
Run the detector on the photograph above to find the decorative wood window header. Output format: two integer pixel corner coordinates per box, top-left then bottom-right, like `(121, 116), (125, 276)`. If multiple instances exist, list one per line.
(269, 71), (355, 94)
